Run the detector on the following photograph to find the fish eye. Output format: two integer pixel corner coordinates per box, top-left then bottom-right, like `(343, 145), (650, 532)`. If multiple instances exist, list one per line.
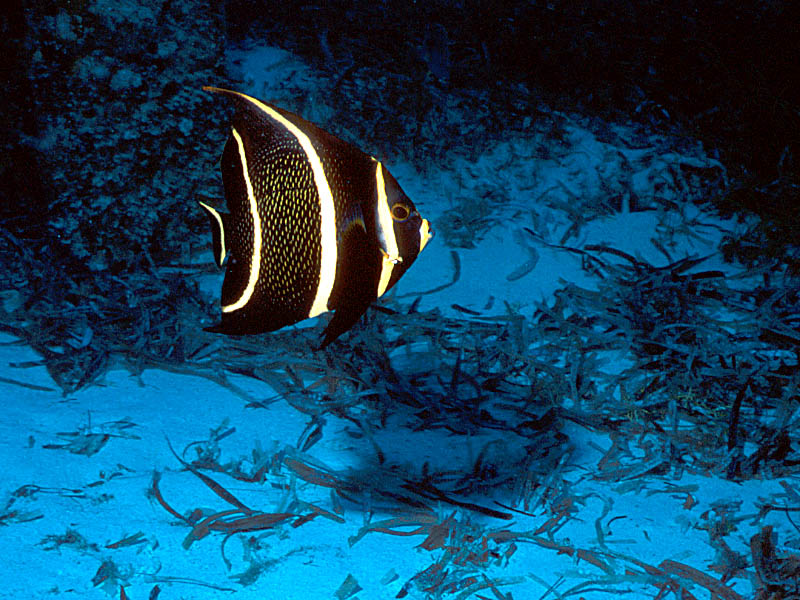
(391, 203), (410, 221)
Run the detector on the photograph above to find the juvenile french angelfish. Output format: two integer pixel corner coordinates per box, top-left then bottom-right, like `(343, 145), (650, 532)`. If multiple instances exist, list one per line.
(199, 87), (433, 347)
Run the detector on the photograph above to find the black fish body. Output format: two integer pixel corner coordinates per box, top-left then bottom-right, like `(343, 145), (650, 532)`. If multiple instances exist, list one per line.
(200, 87), (433, 347)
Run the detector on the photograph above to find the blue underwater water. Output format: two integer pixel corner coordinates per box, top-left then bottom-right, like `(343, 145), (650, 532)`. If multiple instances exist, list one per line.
(0, 2), (798, 599)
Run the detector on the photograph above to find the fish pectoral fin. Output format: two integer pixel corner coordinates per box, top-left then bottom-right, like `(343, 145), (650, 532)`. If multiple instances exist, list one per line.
(340, 204), (367, 238)
(198, 200), (229, 268)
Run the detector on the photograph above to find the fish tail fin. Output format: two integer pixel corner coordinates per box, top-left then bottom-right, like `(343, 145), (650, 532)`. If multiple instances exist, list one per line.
(198, 199), (229, 268)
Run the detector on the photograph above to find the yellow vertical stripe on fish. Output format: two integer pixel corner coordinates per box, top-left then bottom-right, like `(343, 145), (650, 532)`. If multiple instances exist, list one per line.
(222, 127), (261, 313)
(375, 162), (400, 297)
(375, 162), (401, 263)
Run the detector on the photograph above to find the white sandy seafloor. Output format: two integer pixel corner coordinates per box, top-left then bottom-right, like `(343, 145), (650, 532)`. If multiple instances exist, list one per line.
(1, 44), (797, 600)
